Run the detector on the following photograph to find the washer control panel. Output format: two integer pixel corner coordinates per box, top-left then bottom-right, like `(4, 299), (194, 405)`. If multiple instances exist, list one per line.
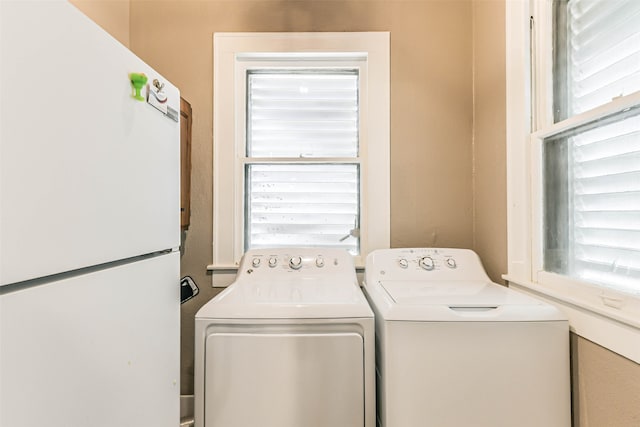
(395, 250), (457, 272)
(238, 248), (354, 277)
(366, 248), (491, 283)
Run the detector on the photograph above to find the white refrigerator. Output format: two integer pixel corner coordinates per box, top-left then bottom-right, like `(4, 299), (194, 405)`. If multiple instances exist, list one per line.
(0, 2), (180, 427)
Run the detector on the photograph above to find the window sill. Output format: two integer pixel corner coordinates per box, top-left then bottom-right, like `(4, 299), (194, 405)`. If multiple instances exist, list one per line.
(504, 275), (640, 363)
(206, 264), (239, 272)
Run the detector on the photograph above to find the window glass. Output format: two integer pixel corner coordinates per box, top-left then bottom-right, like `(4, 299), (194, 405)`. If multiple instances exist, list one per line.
(247, 70), (359, 158)
(553, 0), (640, 121)
(245, 163), (360, 254)
(245, 69), (361, 254)
(544, 106), (640, 295)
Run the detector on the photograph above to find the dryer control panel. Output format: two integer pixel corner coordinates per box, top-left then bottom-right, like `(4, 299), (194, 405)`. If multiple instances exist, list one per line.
(365, 248), (492, 283)
(238, 248), (355, 278)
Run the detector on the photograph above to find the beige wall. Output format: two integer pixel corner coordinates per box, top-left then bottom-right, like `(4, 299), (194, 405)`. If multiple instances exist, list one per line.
(70, 0), (130, 47)
(471, 0), (507, 284)
(571, 334), (640, 427)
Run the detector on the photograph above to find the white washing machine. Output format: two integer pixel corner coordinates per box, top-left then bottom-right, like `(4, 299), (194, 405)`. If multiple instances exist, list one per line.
(194, 248), (375, 427)
(364, 248), (571, 427)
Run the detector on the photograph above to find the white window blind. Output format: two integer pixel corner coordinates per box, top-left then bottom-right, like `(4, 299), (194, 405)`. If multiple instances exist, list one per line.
(246, 164), (359, 253)
(564, 0), (640, 116)
(245, 70), (361, 254)
(247, 72), (358, 158)
(544, 0), (640, 295)
(544, 109), (640, 294)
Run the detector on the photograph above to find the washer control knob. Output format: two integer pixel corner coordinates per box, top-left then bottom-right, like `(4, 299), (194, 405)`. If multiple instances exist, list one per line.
(418, 256), (435, 271)
(289, 256), (303, 270)
(398, 258), (409, 269)
(251, 257), (261, 268)
(446, 258), (457, 269)
(268, 257), (278, 268)
(315, 257), (325, 268)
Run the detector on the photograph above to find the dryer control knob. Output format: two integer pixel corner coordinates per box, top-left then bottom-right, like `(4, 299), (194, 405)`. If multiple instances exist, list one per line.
(289, 256), (303, 270)
(446, 258), (457, 269)
(418, 256), (435, 271)
(268, 257), (278, 268)
(398, 258), (409, 269)
(251, 257), (261, 268)
(316, 257), (325, 268)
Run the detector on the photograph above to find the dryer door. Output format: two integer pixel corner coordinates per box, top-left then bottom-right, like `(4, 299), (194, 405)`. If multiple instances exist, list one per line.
(205, 332), (364, 427)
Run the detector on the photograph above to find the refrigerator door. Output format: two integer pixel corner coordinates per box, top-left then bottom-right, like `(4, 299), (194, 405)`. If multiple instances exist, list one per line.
(0, 2), (180, 286)
(0, 252), (180, 427)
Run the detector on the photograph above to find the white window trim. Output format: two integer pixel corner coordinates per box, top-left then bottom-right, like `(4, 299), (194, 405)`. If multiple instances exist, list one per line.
(505, 0), (640, 363)
(209, 32), (390, 274)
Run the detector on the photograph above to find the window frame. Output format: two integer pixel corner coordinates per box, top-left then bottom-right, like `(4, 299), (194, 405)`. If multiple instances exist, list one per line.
(505, 0), (640, 363)
(210, 32), (390, 272)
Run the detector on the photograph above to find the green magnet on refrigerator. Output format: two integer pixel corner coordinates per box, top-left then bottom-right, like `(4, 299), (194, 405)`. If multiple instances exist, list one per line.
(129, 72), (148, 101)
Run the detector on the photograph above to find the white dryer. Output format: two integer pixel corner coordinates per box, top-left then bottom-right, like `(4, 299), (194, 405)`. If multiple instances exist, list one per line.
(194, 248), (375, 427)
(364, 248), (570, 427)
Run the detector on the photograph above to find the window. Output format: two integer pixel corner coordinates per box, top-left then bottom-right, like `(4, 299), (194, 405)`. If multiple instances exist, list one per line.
(506, 0), (640, 362)
(211, 33), (390, 269)
(538, 0), (640, 295)
(245, 70), (360, 254)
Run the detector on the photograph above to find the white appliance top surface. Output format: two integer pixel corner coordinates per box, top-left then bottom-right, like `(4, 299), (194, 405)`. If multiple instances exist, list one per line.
(197, 248), (373, 319)
(380, 280), (535, 306)
(364, 248), (566, 322)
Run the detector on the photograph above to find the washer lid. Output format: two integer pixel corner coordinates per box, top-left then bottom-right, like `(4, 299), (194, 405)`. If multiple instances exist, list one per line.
(368, 280), (566, 322)
(196, 276), (374, 319)
(380, 280), (535, 306)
